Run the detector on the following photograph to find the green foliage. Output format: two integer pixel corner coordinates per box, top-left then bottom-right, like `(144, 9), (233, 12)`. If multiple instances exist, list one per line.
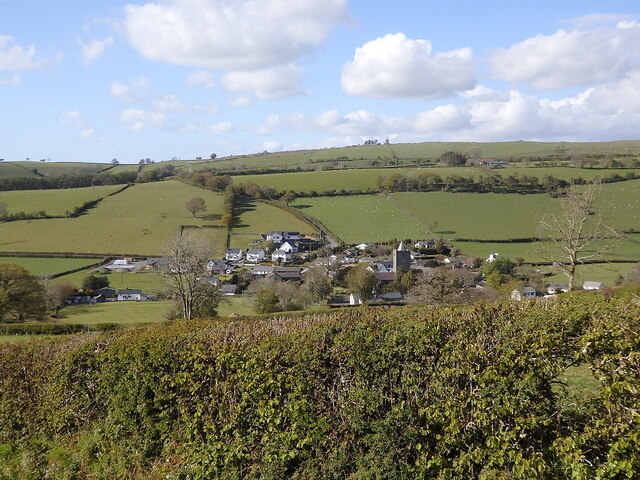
(81, 274), (109, 291)
(0, 263), (46, 322)
(254, 287), (280, 314)
(0, 296), (638, 478)
(345, 264), (377, 301)
(439, 150), (468, 166)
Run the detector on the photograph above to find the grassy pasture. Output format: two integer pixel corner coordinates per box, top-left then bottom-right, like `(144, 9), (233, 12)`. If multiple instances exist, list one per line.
(0, 184), (124, 216)
(230, 199), (315, 249)
(0, 257), (103, 277)
(292, 193), (557, 243)
(389, 140), (640, 159)
(12, 161), (106, 177)
(58, 301), (173, 326)
(231, 166), (640, 194)
(543, 262), (638, 287)
(0, 180), (227, 256)
(198, 140), (640, 172)
(0, 162), (40, 178)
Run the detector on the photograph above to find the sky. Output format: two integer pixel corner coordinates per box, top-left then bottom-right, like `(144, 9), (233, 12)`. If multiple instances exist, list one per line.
(2, 0), (640, 163)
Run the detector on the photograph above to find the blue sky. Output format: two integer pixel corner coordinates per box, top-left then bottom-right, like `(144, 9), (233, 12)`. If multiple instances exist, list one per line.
(2, 0), (640, 163)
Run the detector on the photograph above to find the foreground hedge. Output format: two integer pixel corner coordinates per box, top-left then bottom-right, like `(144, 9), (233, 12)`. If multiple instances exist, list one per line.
(0, 295), (638, 479)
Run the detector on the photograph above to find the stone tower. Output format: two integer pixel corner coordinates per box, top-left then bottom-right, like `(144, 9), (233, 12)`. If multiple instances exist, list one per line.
(392, 241), (411, 274)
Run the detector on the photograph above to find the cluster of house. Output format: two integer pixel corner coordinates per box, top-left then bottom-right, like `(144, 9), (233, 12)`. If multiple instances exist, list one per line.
(511, 280), (606, 301)
(223, 231), (322, 265)
(67, 287), (152, 305)
(65, 230), (608, 308)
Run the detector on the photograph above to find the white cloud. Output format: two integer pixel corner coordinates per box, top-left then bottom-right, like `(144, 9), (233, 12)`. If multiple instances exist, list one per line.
(80, 37), (114, 66)
(584, 71), (640, 113)
(152, 94), (189, 113)
(123, 0), (347, 70)
(59, 111), (99, 140)
(209, 122), (233, 135)
(187, 70), (216, 88)
(80, 128), (97, 139)
(341, 33), (475, 98)
(262, 141), (282, 152)
(489, 21), (640, 90)
(59, 110), (85, 129)
(229, 96), (253, 108)
(120, 109), (167, 131)
(109, 78), (150, 103)
(0, 74), (20, 87)
(0, 35), (45, 71)
(561, 13), (637, 29)
(414, 105), (469, 132)
(221, 65), (306, 100)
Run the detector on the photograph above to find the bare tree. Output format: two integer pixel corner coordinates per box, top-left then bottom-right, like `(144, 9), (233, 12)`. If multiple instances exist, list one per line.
(185, 197), (206, 217)
(538, 181), (620, 290)
(161, 232), (215, 320)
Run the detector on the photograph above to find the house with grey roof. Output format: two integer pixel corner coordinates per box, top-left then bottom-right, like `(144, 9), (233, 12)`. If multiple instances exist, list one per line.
(117, 289), (148, 301)
(225, 248), (243, 262)
(245, 248), (265, 263)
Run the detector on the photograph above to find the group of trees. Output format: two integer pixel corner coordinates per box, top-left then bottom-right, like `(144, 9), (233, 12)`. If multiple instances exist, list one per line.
(0, 171), (138, 192)
(250, 267), (332, 314)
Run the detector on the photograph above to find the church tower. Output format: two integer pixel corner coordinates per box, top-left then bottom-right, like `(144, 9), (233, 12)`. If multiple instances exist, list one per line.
(392, 241), (411, 274)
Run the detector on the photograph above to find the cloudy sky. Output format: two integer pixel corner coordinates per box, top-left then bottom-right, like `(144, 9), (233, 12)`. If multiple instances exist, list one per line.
(2, 0), (640, 163)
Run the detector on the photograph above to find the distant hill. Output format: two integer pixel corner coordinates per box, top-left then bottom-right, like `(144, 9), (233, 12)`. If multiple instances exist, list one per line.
(3, 140), (640, 179)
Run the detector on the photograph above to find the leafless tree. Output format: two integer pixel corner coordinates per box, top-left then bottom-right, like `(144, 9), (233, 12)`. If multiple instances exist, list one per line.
(161, 232), (215, 320)
(185, 197), (206, 217)
(537, 180), (621, 290)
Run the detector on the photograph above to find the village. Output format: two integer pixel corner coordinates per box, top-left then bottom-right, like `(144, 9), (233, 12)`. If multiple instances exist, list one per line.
(64, 229), (608, 310)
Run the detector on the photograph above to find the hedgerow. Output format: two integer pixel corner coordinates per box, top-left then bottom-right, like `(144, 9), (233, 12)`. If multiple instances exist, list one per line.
(0, 295), (638, 479)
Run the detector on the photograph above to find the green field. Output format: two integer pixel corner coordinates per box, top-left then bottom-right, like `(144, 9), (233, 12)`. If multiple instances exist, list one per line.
(229, 200), (315, 249)
(11, 161), (107, 177)
(544, 262), (638, 287)
(58, 301), (173, 326)
(0, 256), (103, 276)
(231, 166), (640, 194)
(0, 180), (227, 256)
(0, 184), (124, 216)
(0, 162), (40, 178)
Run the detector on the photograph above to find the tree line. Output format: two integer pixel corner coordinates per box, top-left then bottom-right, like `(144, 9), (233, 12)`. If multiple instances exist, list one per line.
(0, 171), (138, 191)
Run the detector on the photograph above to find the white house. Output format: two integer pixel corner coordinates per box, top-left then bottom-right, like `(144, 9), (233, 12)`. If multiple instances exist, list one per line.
(349, 293), (363, 305)
(547, 283), (569, 294)
(252, 264), (276, 276)
(225, 248), (243, 262)
(355, 243), (372, 251)
(245, 248), (266, 263)
(511, 286), (538, 301)
(117, 289), (148, 301)
(105, 258), (140, 271)
(267, 231), (300, 244)
(279, 241), (299, 254)
(583, 281), (605, 290)
(271, 250), (292, 263)
(414, 240), (436, 250)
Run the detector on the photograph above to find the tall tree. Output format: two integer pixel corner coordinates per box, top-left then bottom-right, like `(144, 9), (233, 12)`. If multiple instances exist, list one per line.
(0, 264), (46, 322)
(345, 264), (377, 301)
(538, 181), (620, 290)
(185, 197), (206, 217)
(161, 232), (215, 320)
